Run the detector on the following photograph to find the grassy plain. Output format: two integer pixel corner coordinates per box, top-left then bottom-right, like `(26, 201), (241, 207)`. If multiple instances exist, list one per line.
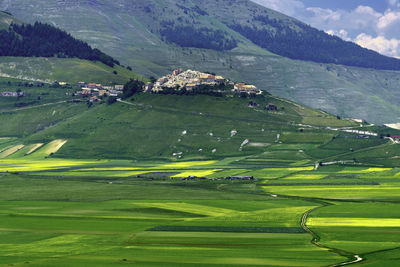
(2, 161), (400, 266)
(1, 80), (400, 265)
(0, 172), (345, 267)
(1, 137), (400, 266)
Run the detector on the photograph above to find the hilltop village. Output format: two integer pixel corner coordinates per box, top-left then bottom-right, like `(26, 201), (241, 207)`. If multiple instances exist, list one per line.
(145, 69), (262, 95)
(69, 69), (262, 99)
(0, 69), (262, 103)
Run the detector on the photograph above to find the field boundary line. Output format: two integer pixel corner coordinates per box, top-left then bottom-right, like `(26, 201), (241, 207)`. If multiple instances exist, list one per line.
(301, 205), (363, 266)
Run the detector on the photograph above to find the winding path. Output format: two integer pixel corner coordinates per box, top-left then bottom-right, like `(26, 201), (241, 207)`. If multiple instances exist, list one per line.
(300, 206), (364, 266)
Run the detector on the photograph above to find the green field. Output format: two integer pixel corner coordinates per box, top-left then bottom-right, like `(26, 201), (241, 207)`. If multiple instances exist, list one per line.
(1, 123), (400, 266)
(1, 4), (400, 265)
(2, 157), (400, 266)
(0, 135), (400, 266)
(0, 172), (343, 267)
(1, 77), (400, 265)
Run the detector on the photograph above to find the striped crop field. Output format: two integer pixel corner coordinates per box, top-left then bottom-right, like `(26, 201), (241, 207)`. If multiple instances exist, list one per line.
(308, 217), (400, 227)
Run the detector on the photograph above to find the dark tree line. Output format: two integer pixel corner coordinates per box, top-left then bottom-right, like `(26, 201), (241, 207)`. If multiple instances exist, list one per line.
(175, 4), (208, 16)
(122, 80), (225, 99)
(157, 84), (224, 97)
(160, 22), (237, 51)
(229, 16), (400, 71)
(122, 79), (144, 99)
(0, 22), (119, 67)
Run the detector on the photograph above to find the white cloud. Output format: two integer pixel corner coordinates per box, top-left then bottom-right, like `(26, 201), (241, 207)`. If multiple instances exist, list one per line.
(305, 5), (381, 34)
(306, 7), (341, 21)
(355, 33), (400, 58)
(251, 0), (400, 58)
(251, 0), (305, 17)
(326, 29), (351, 41)
(377, 10), (400, 31)
(354, 6), (381, 17)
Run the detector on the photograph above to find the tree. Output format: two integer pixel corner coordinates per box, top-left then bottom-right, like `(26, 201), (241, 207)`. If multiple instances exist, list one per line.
(0, 22), (119, 67)
(149, 76), (157, 83)
(122, 79), (144, 99)
(160, 24), (237, 51)
(106, 96), (117, 105)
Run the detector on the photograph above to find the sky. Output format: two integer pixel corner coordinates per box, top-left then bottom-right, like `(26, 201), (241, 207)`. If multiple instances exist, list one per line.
(251, 0), (400, 58)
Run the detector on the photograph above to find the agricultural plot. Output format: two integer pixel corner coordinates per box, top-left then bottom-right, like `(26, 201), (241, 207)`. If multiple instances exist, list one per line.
(171, 169), (222, 178)
(0, 159), (99, 173)
(0, 177), (348, 267)
(262, 184), (400, 200)
(284, 174), (326, 180)
(7, 143), (43, 158)
(2, 157), (400, 265)
(0, 156), (320, 182)
(0, 90), (400, 266)
(339, 167), (392, 174)
(0, 144), (24, 158)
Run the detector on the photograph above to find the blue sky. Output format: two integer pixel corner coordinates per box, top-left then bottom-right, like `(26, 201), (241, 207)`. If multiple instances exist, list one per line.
(301, 1), (387, 12)
(251, 0), (400, 58)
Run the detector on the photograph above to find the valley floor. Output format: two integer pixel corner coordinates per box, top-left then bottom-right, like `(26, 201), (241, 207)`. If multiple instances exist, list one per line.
(1, 157), (400, 266)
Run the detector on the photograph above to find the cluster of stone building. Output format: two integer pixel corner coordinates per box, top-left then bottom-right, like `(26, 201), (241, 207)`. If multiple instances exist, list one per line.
(71, 69), (262, 102)
(145, 69), (262, 95)
(0, 91), (24, 97)
(76, 82), (124, 101)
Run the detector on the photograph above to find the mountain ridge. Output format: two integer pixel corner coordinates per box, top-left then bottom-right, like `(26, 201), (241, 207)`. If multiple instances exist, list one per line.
(3, 0), (400, 70)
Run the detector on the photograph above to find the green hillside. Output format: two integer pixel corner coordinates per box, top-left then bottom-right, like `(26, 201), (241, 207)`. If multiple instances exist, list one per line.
(0, 57), (144, 84)
(1, 85), (399, 167)
(2, 1), (400, 124)
(0, 11), (145, 84)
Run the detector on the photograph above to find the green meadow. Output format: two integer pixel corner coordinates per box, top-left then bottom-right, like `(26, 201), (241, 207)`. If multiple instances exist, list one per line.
(1, 154), (400, 266)
(1, 81), (400, 266)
